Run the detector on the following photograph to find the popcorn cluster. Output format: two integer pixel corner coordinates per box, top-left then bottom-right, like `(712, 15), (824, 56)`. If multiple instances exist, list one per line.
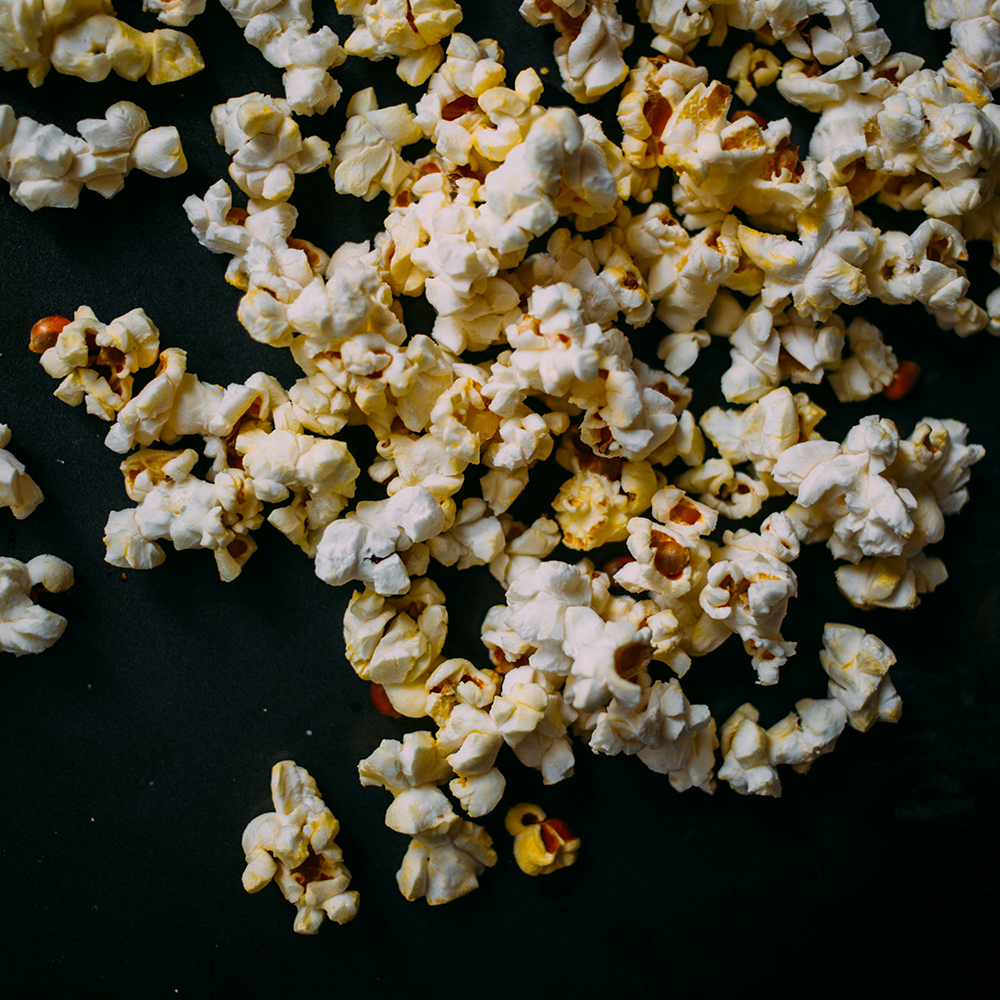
(1, 101), (187, 211)
(16, 3), (991, 915)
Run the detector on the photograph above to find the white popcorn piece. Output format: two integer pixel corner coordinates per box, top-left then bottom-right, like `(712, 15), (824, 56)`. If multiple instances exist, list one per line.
(0, 554), (73, 656)
(727, 42), (781, 104)
(333, 88), (423, 201)
(488, 515), (562, 589)
(211, 94), (332, 203)
(520, 0), (634, 104)
(505, 802), (581, 875)
(636, 0), (727, 59)
(738, 187), (878, 322)
(34, 305), (160, 420)
(435, 702), (504, 812)
(448, 768), (506, 819)
(314, 486), (452, 595)
(0, 424), (44, 518)
(337, 0), (463, 86)
(927, 0), (1000, 96)
(343, 577), (448, 688)
(142, 0), (205, 27)
(2, 2), (203, 87)
(1, 101), (186, 211)
(241, 761), (358, 934)
(396, 819), (497, 905)
(587, 674), (717, 792)
(820, 623), (901, 731)
(220, 0), (346, 115)
(426, 498), (505, 570)
(675, 459), (769, 520)
(827, 317), (897, 401)
(718, 698), (848, 798)
(697, 515), (799, 684)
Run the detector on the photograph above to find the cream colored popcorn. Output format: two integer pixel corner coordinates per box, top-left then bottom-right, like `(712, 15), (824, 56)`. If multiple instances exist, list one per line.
(863, 221), (986, 335)
(426, 498), (505, 570)
(614, 487), (718, 604)
(489, 665), (578, 785)
(212, 94), (331, 203)
(625, 207), (756, 331)
(474, 108), (618, 258)
(738, 187), (878, 321)
(636, 0), (728, 58)
(220, 0), (346, 115)
(332, 88), (422, 201)
(423, 657), (499, 726)
(820, 623), (900, 731)
(1, 101), (186, 211)
(675, 460), (769, 520)
(505, 803), (580, 875)
(35, 305), (160, 420)
(727, 42), (781, 104)
(314, 486), (451, 595)
(373, 428), (467, 502)
(143, 0), (205, 26)
(587, 675), (717, 791)
(718, 697), (847, 797)
(488, 515), (562, 589)
(337, 0), (463, 86)
(927, 1), (1000, 94)
(396, 818), (497, 904)
(697, 514), (799, 683)
(0, 424), (44, 519)
(835, 416), (984, 609)
(826, 317), (897, 401)
(1, 1), (203, 87)
(103, 347), (188, 451)
(241, 761), (359, 934)
(700, 386), (826, 483)
(521, 0), (633, 104)
(435, 702), (504, 814)
(0, 554), (73, 656)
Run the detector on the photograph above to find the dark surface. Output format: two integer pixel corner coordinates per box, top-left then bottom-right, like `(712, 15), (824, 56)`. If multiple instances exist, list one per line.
(0, 3), (994, 996)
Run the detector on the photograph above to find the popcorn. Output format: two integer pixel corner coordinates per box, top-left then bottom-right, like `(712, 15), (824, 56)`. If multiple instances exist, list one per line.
(675, 459), (769, 520)
(826, 317), (897, 402)
(435, 702), (504, 813)
(520, 0), (634, 104)
(727, 42), (781, 105)
(143, 0), (205, 27)
(2, 3), (203, 86)
(718, 698), (847, 797)
(332, 89), (423, 201)
(337, 0), (463, 86)
(358, 731), (497, 905)
(426, 498), (505, 569)
(738, 187), (879, 321)
(314, 486), (452, 595)
(343, 578), (448, 688)
(0, 554), (73, 656)
(927, 0), (1000, 96)
(241, 761), (359, 934)
(219, 0), (346, 115)
(1, 101), (186, 211)
(636, 0), (723, 59)
(505, 803), (580, 875)
(0, 424), (44, 519)
(819, 623), (901, 731)
(211, 94), (332, 203)
(586, 675), (717, 790)
(697, 514), (799, 684)
(33, 305), (160, 420)
(488, 515), (562, 588)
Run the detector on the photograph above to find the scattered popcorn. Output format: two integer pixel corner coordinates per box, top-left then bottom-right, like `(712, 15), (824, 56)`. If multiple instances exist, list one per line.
(211, 94), (331, 203)
(0, 424), (44, 519)
(1, 2), (203, 87)
(819, 623), (901, 731)
(337, 0), (463, 86)
(241, 761), (359, 934)
(0, 554), (73, 656)
(505, 802), (580, 875)
(220, 0), (346, 115)
(1, 101), (186, 211)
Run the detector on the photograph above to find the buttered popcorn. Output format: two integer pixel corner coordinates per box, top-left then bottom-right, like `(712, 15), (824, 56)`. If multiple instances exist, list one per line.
(14, 2), (993, 922)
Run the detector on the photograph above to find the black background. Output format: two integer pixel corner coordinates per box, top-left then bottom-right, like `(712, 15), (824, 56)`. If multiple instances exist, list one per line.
(0, 2), (994, 995)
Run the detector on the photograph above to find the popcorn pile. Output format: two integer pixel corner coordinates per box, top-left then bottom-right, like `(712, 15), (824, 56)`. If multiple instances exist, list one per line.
(7, 2), (993, 920)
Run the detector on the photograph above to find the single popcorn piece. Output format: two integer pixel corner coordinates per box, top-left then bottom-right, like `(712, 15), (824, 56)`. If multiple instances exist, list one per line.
(1, 101), (186, 211)
(0, 554), (73, 656)
(32, 305), (160, 420)
(211, 94), (332, 203)
(505, 803), (580, 875)
(727, 42), (781, 105)
(636, 0), (727, 59)
(241, 761), (359, 935)
(219, 0), (346, 115)
(520, 0), (634, 104)
(332, 88), (423, 201)
(820, 623), (901, 731)
(0, 424), (44, 519)
(1, 2), (204, 87)
(143, 0), (206, 27)
(337, 0), (464, 86)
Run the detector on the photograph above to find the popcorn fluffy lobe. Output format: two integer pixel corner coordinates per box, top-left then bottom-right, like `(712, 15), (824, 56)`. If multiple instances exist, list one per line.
(0, 423), (44, 519)
(0, 554), (73, 656)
